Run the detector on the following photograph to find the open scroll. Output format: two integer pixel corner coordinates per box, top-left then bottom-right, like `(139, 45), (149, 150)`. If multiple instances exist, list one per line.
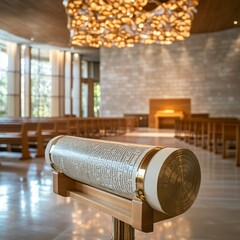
(45, 135), (201, 217)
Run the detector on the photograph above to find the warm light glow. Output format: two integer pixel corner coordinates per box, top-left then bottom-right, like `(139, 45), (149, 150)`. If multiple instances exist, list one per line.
(63, 0), (199, 48)
(126, 131), (175, 138)
(234, 20), (238, 25)
(162, 109), (175, 114)
(156, 109), (176, 115)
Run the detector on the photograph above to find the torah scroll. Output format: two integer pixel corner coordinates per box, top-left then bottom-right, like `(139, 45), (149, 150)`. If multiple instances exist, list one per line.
(45, 135), (201, 217)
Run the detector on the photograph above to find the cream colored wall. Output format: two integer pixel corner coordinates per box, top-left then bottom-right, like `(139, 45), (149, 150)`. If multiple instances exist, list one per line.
(100, 28), (240, 117)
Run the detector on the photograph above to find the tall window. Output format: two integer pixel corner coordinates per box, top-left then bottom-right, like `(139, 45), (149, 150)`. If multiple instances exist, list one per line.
(0, 43), (8, 117)
(81, 60), (101, 117)
(94, 82), (100, 117)
(0, 40), (101, 118)
(31, 48), (51, 117)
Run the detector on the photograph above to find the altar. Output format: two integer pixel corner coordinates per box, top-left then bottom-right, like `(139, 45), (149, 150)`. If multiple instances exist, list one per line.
(148, 98), (191, 128)
(154, 110), (184, 129)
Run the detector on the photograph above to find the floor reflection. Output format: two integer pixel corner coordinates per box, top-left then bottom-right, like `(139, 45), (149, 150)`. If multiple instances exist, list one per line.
(0, 128), (240, 239)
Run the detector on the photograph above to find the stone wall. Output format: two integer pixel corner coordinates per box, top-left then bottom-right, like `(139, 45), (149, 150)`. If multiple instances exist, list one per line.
(100, 28), (240, 117)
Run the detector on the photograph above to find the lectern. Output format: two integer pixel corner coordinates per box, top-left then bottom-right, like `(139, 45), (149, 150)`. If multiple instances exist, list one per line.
(45, 135), (201, 240)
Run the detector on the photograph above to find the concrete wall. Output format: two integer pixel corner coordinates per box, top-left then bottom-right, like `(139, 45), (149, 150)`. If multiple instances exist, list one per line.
(100, 28), (240, 117)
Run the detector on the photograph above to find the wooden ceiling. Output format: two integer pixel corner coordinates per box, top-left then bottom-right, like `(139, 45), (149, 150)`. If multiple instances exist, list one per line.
(0, 0), (239, 61)
(191, 0), (240, 33)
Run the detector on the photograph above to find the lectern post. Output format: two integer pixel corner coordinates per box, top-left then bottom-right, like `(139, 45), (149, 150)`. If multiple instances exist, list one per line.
(112, 218), (135, 240)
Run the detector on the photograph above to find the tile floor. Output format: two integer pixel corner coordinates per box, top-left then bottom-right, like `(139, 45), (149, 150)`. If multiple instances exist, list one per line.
(0, 128), (240, 240)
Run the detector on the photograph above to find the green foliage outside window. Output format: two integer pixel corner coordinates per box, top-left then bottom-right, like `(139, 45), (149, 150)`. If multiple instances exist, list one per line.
(0, 74), (7, 117)
(94, 82), (101, 117)
(0, 48), (8, 117)
(31, 49), (51, 117)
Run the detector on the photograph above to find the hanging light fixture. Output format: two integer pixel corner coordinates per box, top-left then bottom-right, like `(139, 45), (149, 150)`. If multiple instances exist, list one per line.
(136, 0), (199, 45)
(64, 0), (148, 48)
(63, 0), (199, 48)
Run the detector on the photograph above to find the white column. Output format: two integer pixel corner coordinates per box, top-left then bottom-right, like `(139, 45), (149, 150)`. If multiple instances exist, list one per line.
(50, 50), (65, 117)
(72, 53), (81, 117)
(7, 42), (21, 117)
(64, 51), (72, 116)
(59, 51), (65, 117)
(81, 60), (88, 117)
(22, 46), (31, 117)
(88, 62), (94, 117)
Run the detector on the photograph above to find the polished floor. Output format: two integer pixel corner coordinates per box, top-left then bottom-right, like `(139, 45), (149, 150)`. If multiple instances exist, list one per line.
(0, 128), (240, 240)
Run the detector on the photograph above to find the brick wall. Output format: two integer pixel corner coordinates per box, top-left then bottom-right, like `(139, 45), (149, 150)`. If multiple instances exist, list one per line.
(100, 28), (240, 117)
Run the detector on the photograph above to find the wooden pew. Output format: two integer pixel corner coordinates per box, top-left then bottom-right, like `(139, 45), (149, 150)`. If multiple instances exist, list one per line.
(125, 117), (136, 132)
(207, 118), (237, 153)
(173, 116), (240, 167)
(37, 121), (57, 148)
(101, 118), (115, 136)
(176, 118), (191, 142)
(66, 118), (78, 136)
(91, 118), (102, 137)
(221, 120), (240, 166)
(93, 118), (103, 137)
(222, 123), (238, 158)
(184, 118), (194, 144)
(84, 118), (94, 137)
(183, 118), (209, 148)
(174, 118), (194, 143)
(117, 118), (127, 135)
(76, 118), (87, 137)
(0, 122), (31, 160)
(176, 114), (209, 144)
(199, 119), (209, 149)
(0, 117), (131, 160)
(237, 125), (240, 166)
(25, 121), (44, 157)
(175, 118), (188, 140)
(174, 118), (180, 138)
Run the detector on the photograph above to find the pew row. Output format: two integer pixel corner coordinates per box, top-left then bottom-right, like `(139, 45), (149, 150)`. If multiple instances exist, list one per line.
(175, 117), (240, 166)
(0, 117), (136, 160)
(0, 122), (42, 160)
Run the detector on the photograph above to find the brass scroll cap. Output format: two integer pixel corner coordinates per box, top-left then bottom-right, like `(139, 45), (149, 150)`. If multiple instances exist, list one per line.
(135, 147), (162, 200)
(144, 148), (201, 216)
(45, 135), (64, 173)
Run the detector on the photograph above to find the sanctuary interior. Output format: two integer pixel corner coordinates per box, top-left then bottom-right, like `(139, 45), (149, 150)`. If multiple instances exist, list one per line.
(0, 0), (240, 240)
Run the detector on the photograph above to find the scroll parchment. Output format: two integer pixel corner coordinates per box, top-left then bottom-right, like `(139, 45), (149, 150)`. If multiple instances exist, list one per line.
(46, 135), (201, 216)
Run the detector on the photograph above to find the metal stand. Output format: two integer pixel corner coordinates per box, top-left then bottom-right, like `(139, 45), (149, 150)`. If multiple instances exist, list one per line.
(112, 218), (135, 240)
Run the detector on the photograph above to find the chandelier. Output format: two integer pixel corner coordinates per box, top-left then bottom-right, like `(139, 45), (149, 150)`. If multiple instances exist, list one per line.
(63, 0), (199, 48)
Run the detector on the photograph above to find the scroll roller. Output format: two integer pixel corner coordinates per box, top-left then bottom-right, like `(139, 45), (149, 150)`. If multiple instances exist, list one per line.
(45, 135), (201, 217)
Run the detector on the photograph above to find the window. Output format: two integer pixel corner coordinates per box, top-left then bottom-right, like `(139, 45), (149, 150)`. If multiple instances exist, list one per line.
(31, 48), (52, 117)
(0, 43), (8, 117)
(81, 60), (88, 78)
(0, 40), (100, 118)
(94, 82), (100, 117)
(81, 81), (88, 117)
(81, 60), (101, 117)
